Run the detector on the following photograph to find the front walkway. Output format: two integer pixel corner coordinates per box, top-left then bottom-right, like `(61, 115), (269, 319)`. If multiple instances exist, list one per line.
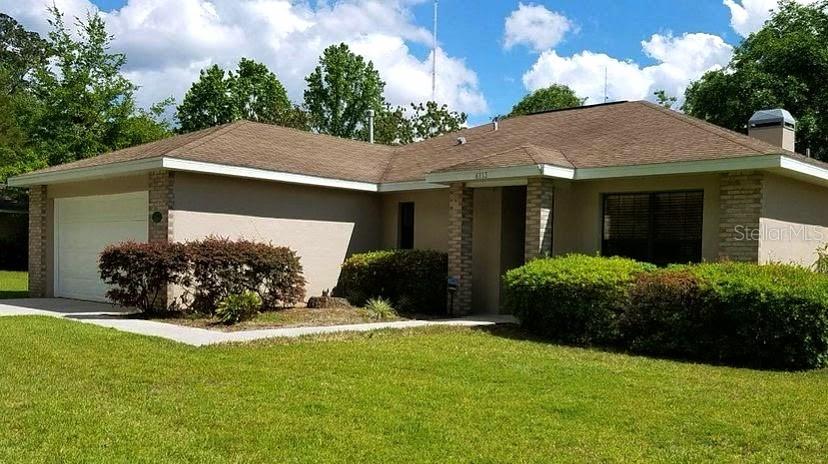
(0, 298), (516, 347)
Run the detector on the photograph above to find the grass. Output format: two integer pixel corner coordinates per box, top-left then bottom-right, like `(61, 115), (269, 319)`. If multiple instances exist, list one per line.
(1, 318), (827, 463)
(162, 306), (403, 331)
(0, 270), (27, 299)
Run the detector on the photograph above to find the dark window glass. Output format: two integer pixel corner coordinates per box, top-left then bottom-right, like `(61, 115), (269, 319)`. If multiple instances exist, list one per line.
(398, 202), (415, 249)
(602, 191), (703, 265)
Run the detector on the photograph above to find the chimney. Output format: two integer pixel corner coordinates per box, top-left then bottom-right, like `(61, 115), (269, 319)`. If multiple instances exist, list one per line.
(748, 109), (796, 152)
(367, 109), (375, 144)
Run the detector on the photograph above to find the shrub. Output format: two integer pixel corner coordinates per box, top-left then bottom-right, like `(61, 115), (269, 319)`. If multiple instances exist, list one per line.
(361, 297), (398, 321)
(215, 290), (262, 324)
(502, 254), (655, 345)
(187, 237), (305, 314)
(337, 249), (447, 315)
(99, 241), (190, 315)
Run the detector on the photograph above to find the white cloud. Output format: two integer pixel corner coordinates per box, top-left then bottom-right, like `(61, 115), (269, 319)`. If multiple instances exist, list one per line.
(522, 33), (733, 106)
(0, 0), (488, 116)
(723, 0), (817, 36)
(503, 2), (573, 51)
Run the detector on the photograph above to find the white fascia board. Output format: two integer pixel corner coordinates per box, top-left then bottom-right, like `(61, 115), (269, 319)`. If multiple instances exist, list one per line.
(378, 181), (447, 192)
(426, 164), (544, 184)
(778, 156), (828, 183)
(160, 158), (379, 192)
(574, 155), (782, 180)
(6, 158), (164, 187)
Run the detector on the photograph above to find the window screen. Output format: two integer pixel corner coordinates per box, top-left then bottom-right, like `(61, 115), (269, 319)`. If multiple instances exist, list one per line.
(398, 202), (415, 249)
(602, 190), (703, 265)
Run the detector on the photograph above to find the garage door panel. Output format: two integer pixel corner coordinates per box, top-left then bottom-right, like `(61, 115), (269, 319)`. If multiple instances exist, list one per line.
(55, 191), (148, 302)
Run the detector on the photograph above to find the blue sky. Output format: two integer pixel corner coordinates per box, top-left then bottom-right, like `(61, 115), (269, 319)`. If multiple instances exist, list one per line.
(3, 0), (794, 125)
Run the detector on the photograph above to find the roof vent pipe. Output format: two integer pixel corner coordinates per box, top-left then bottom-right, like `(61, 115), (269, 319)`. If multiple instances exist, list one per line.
(367, 109), (375, 144)
(492, 117), (499, 131)
(456, 136), (467, 145)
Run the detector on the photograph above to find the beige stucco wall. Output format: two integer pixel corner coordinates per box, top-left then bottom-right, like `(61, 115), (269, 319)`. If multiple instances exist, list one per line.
(760, 173), (828, 266)
(471, 188), (503, 314)
(172, 172), (381, 299)
(552, 173), (721, 261)
(380, 188), (449, 251)
(44, 174), (149, 296)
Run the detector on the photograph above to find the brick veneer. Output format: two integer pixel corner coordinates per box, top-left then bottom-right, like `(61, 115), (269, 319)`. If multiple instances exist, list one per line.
(148, 170), (174, 243)
(525, 177), (555, 261)
(447, 182), (473, 315)
(718, 171), (764, 262)
(28, 185), (48, 298)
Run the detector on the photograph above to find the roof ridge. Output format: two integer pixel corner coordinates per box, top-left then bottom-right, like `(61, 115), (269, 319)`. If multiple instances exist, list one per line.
(634, 101), (785, 155)
(169, 121), (249, 155)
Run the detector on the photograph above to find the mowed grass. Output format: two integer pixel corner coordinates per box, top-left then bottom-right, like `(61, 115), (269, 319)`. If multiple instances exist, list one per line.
(1, 318), (828, 463)
(0, 270), (27, 299)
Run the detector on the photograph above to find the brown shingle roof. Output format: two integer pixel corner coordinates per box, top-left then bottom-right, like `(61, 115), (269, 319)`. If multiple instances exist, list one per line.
(22, 100), (819, 185)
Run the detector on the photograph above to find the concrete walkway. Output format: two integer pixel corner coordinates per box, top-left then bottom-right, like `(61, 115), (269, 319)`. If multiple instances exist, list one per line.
(0, 298), (516, 347)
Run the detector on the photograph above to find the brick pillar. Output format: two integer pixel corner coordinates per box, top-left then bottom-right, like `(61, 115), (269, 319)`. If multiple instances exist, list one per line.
(448, 183), (473, 315)
(28, 185), (48, 298)
(718, 171), (763, 262)
(525, 177), (555, 262)
(148, 170), (174, 243)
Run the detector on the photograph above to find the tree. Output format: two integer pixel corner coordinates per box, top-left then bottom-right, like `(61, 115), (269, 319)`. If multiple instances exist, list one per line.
(410, 101), (466, 140)
(29, 8), (170, 166)
(0, 13), (50, 94)
(363, 104), (414, 145)
(177, 58), (296, 133)
(304, 43), (385, 138)
(508, 84), (585, 117)
(653, 89), (677, 109)
(684, 0), (828, 159)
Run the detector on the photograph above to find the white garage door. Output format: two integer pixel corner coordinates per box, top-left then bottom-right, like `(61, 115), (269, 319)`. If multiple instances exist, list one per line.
(55, 191), (148, 301)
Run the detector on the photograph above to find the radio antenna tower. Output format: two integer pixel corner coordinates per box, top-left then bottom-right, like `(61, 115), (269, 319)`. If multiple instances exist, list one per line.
(603, 66), (609, 103)
(432, 0), (438, 102)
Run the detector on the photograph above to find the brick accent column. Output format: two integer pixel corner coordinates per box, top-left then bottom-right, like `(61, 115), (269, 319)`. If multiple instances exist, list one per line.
(28, 185), (48, 298)
(718, 171), (763, 262)
(448, 182), (473, 315)
(148, 170), (174, 243)
(525, 177), (555, 262)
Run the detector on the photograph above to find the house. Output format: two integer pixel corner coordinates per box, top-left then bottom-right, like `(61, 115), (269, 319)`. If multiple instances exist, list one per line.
(8, 101), (828, 314)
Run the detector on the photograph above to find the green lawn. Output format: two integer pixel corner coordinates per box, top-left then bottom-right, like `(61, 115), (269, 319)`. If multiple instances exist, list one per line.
(0, 270), (27, 299)
(1, 318), (827, 463)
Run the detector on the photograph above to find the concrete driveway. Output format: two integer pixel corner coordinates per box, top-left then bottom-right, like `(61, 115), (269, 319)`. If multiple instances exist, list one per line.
(0, 298), (517, 346)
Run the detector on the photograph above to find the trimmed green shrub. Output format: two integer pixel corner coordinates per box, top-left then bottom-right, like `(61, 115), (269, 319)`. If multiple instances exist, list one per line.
(337, 249), (447, 315)
(502, 254), (655, 345)
(188, 237), (306, 314)
(361, 297), (398, 321)
(216, 290), (262, 324)
(99, 241), (191, 315)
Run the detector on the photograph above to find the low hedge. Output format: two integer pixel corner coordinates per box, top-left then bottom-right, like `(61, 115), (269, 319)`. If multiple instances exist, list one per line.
(502, 254), (655, 345)
(99, 238), (305, 315)
(504, 255), (828, 370)
(337, 249), (447, 315)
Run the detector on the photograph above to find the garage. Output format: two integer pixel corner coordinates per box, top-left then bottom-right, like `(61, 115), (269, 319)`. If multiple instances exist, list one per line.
(54, 191), (148, 301)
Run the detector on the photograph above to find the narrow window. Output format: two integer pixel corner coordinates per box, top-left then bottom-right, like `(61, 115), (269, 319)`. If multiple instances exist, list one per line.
(398, 202), (415, 249)
(602, 190), (703, 265)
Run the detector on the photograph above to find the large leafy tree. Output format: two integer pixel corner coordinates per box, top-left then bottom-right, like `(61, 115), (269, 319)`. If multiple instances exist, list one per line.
(0, 13), (50, 94)
(508, 84), (585, 117)
(684, 0), (828, 159)
(410, 101), (466, 140)
(304, 43), (385, 138)
(177, 58), (298, 133)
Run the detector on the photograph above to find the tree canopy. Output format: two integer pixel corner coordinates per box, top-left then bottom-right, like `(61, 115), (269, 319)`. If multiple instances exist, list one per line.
(508, 84), (585, 117)
(304, 43), (385, 139)
(684, 0), (828, 159)
(364, 101), (466, 145)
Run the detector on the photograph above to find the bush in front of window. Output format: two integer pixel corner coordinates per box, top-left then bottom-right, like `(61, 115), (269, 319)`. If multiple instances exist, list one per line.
(502, 254), (655, 345)
(336, 249), (447, 315)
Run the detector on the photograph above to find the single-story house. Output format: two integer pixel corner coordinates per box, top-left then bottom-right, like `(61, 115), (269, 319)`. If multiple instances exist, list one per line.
(8, 101), (828, 314)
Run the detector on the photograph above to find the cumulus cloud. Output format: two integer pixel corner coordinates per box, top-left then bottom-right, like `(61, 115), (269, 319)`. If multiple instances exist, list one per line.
(723, 0), (817, 36)
(522, 33), (733, 105)
(1, 0), (488, 115)
(503, 2), (573, 51)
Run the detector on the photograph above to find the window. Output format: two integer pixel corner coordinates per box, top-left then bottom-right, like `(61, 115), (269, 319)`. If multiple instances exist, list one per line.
(398, 202), (415, 249)
(602, 190), (703, 265)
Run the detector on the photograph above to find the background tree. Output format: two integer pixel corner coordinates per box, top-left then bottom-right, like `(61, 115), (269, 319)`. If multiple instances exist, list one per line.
(410, 101), (466, 140)
(508, 84), (585, 117)
(653, 89), (677, 109)
(232, 58), (292, 123)
(304, 43), (385, 138)
(684, 0), (828, 159)
(177, 64), (237, 132)
(363, 104), (414, 145)
(0, 13), (50, 94)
